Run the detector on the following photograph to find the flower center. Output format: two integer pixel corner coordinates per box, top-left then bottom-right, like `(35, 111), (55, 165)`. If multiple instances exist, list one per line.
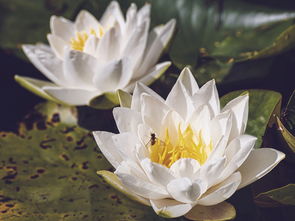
(70, 25), (104, 51)
(149, 125), (213, 168)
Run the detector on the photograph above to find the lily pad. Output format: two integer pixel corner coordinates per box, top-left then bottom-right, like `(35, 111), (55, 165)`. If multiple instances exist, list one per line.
(277, 117), (295, 153)
(282, 90), (295, 134)
(0, 102), (163, 220)
(255, 184), (295, 207)
(185, 201), (236, 221)
(220, 90), (282, 148)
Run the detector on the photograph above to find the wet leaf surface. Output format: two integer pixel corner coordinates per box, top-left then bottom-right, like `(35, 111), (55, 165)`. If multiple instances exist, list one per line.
(255, 184), (295, 206)
(0, 102), (162, 220)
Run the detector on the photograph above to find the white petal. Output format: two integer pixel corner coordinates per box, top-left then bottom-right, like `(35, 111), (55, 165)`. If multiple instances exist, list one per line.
(113, 107), (142, 133)
(189, 105), (212, 145)
(122, 20), (149, 78)
(92, 59), (124, 92)
(47, 34), (68, 59)
(137, 19), (176, 74)
(159, 110), (183, 145)
(170, 158), (201, 179)
(115, 160), (147, 180)
(131, 82), (165, 112)
(209, 111), (232, 149)
(178, 67), (199, 96)
(140, 158), (174, 186)
(238, 148), (285, 189)
(222, 94), (249, 140)
(75, 10), (99, 32)
(116, 58), (135, 89)
(22, 44), (65, 85)
(200, 157), (226, 188)
(141, 94), (170, 135)
(97, 170), (150, 206)
(150, 199), (192, 218)
(192, 79), (220, 117)
(95, 22), (122, 61)
(115, 166), (169, 200)
(136, 124), (154, 161)
(43, 87), (99, 106)
(100, 1), (125, 29)
(83, 35), (99, 55)
(136, 3), (151, 26)
(219, 135), (257, 182)
(93, 131), (123, 168)
(167, 177), (205, 203)
(50, 15), (75, 42)
(125, 61), (171, 92)
(198, 172), (241, 206)
(63, 50), (98, 89)
(137, 123), (155, 149)
(112, 132), (140, 162)
(166, 76), (194, 120)
(125, 3), (137, 38)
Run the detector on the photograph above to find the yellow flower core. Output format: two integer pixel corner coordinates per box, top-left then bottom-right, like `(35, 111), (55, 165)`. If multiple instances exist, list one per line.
(70, 25), (104, 51)
(149, 125), (213, 168)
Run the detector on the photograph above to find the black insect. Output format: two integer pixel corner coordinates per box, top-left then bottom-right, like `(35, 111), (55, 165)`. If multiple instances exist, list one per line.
(150, 133), (157, 146)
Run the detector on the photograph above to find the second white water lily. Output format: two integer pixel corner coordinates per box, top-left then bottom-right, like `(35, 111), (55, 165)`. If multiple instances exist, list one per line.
(16, 1), (175, 107)
(94, 68), (285, 218)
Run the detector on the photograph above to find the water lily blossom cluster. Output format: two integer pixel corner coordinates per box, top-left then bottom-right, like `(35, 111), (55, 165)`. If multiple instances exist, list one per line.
(94, 68), (285, 218)
(15, 1), (175, 107)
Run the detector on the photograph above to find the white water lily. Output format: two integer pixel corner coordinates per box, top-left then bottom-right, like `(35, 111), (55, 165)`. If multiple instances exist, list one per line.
(93, 68), (285, 218)
(15, 1), (175, 107)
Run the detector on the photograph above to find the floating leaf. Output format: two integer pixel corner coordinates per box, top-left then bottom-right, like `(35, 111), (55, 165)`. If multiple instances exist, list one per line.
(255, 184), (295, 207)
(185, 201), (236, 221)
(282, 90), (295, 134)
(277, 117), (295, 153)
(0, 102), (163, 220)
(220, 90), (282, 148)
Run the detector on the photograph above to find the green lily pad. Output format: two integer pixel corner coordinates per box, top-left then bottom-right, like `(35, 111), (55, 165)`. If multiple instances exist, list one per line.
(277, 117), (295, 153)
(255, 184), (295, 207)
(282, 90), (295, 134)
(0, 102), (164, 220)
(185, 201), (236, 221)
(220, 90), (282, 148)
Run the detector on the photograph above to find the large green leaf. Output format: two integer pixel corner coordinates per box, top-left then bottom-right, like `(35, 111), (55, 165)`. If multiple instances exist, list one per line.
(0, 102), (162, 220)
(141, 0), (295, 66)
(255, 184), (295, 207)
(220, 90), (282, 148)
(277, 117), (295, 153)
(282, 90), (295, 134)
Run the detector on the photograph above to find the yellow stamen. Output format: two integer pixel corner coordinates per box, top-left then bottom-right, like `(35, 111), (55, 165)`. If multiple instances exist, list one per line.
(149, 125), (213, 168)
(70, 24), (105, 51)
